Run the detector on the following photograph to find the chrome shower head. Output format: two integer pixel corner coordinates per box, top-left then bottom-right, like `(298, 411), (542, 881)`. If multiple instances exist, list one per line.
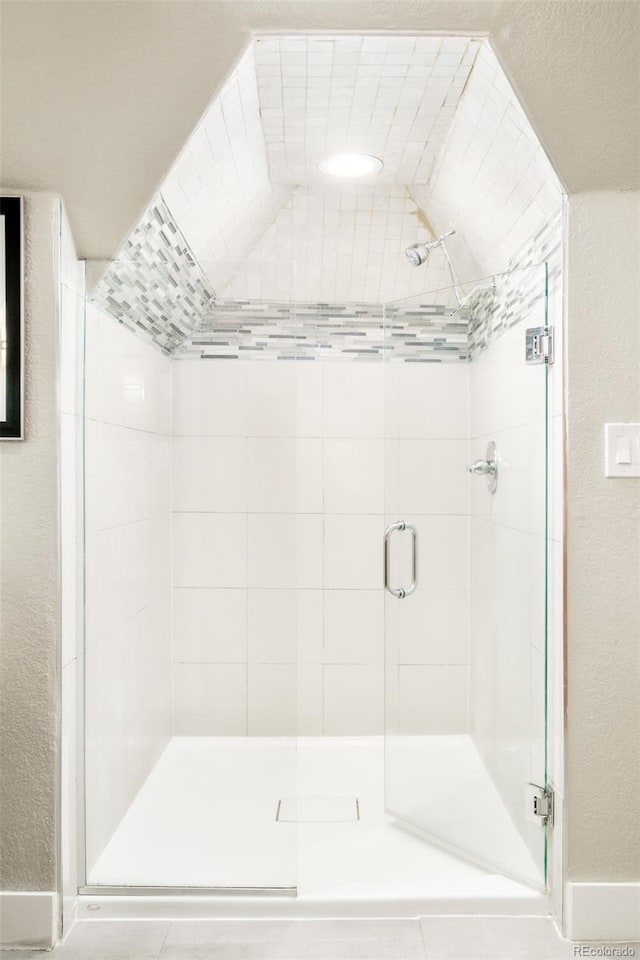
(405, 243), (430, 266)
(405, 231), (456, 267)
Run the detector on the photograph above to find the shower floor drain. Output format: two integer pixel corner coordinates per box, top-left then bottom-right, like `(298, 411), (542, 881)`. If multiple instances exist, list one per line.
(276, 796), (360, 823)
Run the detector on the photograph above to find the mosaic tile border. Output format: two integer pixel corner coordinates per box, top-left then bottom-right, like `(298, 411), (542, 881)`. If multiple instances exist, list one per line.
(177, 210), (561, 363)
(176, 299), (469, 362)
(91, 195), (215, 354)
(91, 199), (561, 364)
(467, 212), (562, 360)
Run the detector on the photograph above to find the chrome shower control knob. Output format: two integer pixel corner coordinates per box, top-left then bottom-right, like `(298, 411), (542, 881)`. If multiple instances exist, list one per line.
(466, 441), (498, 494)
(467, 459), (494, 475)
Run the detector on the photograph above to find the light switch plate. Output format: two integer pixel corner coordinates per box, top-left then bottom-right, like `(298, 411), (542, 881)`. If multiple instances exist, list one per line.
(605, 423), (640, 477)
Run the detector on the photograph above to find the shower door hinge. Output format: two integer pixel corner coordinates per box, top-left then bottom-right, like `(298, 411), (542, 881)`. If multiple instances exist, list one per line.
(527, 783), (554, 827)
(526, 326), (554, 365)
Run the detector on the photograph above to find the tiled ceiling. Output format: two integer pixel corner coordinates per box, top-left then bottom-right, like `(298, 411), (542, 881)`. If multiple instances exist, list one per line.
(221, 184), (456, 303)
(419, 43), (564, 276)
(160, 44), (293, 293)
(156, 35), (484, 302)
(103, 33), (562, 325)
(254, 35), (479, 185)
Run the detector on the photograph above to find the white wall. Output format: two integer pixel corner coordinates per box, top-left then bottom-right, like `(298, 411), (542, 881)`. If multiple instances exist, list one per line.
(171, 357), (469, 736)
(84, 305), (173, 874)
(59, 205), (85, 933)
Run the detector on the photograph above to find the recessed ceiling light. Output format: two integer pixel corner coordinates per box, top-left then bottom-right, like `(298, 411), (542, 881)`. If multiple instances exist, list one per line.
(318, 153), (384, 178)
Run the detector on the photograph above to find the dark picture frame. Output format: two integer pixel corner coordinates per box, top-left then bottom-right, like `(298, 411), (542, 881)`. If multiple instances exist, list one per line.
(0, 196), (24, 440)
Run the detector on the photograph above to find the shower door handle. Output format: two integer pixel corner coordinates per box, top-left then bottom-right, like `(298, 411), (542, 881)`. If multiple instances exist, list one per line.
(384, 521), (417, 599)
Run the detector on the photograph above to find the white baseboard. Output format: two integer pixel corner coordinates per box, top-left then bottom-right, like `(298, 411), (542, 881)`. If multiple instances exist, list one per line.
(0, 891), (58, 949)
(566, 882), (640, 941)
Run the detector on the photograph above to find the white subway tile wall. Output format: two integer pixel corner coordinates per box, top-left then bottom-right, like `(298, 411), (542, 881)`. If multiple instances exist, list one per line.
(84, 304), (173, 874)
(170, 358), (470, 736)
(173, 663), (247, 736)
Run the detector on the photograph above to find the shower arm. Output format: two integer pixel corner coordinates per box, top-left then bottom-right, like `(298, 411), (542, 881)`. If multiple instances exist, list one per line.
(440, 240), (464, 308)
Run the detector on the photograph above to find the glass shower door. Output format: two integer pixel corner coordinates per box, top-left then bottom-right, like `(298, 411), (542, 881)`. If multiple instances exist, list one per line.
(383, 263), (550, 888)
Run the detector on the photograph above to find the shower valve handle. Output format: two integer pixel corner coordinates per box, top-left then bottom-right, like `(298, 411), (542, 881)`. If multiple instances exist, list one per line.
(467, 459), (496, 476)
(467, 441), (498, 494)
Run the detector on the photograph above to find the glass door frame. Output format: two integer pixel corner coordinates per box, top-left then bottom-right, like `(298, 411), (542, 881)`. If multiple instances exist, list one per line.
(382, 262), (552, 890)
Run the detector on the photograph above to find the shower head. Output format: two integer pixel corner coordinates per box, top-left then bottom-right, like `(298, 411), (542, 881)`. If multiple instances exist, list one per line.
(405, 231), (456, 267)
(405, 243), (431, 266)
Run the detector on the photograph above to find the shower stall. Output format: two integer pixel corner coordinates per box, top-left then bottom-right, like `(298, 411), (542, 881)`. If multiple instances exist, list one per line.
(81, 256), (554, 902)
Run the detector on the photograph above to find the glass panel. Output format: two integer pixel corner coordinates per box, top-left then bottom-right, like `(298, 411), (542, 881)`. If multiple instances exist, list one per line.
(383, 263), (549, 888)
(83, 259), (297, 890)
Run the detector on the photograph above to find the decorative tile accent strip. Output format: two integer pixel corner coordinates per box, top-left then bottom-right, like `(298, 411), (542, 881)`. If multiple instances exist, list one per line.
(468, 212), (562, 359)
(175, 299), (469, 362)
(467, 267), (544, 357)
(92, 205), (561, 363)
(91, 195), (215, 354)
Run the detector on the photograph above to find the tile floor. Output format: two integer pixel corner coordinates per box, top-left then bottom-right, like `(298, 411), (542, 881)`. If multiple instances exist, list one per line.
(3, 918), (638, 960)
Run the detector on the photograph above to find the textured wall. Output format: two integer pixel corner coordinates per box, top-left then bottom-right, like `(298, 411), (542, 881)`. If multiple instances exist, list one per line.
(565, 191), (640, 881)
(0, 2), (638, 259)
(0, 192), (60, 892)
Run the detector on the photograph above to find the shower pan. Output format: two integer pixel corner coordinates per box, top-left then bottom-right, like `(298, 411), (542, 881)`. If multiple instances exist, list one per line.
(80, 259), (553, 905)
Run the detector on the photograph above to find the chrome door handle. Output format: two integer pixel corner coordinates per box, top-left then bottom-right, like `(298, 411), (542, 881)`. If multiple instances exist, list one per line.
(384, 521), (417, 599)
(384, 521), (405, 599)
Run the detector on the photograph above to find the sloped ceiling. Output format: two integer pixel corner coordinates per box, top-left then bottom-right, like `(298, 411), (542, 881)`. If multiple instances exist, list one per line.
(417, 42), (564, 277)
(89, 32), (564, 356)
(253, 35), (476, 186)
(0, 0), (638, 261)
(159, 43), (293, 289)
(158, 35), (489, 302)
(132, 34), (562, 305)
(219, 184), (458, 303)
